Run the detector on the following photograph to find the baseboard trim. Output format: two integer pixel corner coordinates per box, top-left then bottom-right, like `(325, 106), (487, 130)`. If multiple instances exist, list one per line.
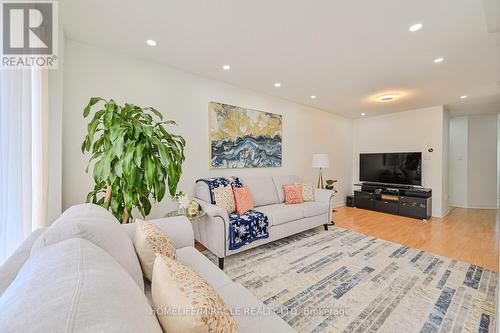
(441, 207), (454, 218)
(449, 204), (498, 210)
(333, 201), (346, 209)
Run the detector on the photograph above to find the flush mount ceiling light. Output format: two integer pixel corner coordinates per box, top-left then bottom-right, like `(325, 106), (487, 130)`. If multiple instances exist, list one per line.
(409, 23), (423, 32)
(434, 57), (444, 63)
(460, 95), (468, 99)
(310, 95), (316, 99)
(146, 39), (157, 46)
(361, 113), (366, 116)
(377, 94), (399, 102)
(274, 82), (281, 88)
(222, 65), (231, 70)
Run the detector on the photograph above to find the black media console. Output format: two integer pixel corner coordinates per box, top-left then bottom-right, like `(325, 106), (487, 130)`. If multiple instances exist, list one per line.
(353, 183), (432, 220)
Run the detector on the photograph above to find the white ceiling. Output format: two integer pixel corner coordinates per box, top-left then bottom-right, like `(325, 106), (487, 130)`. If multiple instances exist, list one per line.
(61, 0), (500, 118)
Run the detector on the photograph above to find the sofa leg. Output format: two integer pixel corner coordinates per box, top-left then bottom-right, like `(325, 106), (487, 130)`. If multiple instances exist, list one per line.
(323, 224), (328, 231)
(218, 257), (224, 270)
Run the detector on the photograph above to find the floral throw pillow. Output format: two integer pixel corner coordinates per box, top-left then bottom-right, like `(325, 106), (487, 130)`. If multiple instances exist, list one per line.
(296, 182), (315, 201)
(134, 219), (176, 281)
(213, 185), (236, 213)
(283, 184), (304, 204)
(233, 186), (254, 214)
(152, 254), (239, 333)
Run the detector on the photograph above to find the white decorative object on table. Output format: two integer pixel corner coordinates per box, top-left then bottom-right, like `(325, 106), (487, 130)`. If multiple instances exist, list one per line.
(175, 192), (189, 215)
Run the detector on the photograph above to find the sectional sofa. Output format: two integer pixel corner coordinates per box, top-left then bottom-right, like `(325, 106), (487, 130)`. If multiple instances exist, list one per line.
(193, 175), (335, 269)
(0, 204), (295, 333)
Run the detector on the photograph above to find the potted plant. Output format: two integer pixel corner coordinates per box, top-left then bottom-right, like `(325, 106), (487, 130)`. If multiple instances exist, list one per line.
(325, 179), (338, 190)
(81, 97), (185, 223)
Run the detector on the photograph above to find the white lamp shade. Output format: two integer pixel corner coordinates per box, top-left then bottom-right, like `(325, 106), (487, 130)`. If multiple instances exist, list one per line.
(312, 154), (330, 168)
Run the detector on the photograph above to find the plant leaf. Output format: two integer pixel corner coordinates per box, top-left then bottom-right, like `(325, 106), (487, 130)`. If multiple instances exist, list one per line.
(83, 97), (104, 117)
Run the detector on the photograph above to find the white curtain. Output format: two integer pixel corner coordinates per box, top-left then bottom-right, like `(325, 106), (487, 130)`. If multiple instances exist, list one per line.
(0, 69), (48, 264)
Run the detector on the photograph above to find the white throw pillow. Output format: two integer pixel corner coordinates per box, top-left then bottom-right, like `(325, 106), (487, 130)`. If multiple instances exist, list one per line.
(213, 185), (236, 213)
(134, 219), (176, 281)
(152, 254), (238, 333)
(296, 182), (315, 201)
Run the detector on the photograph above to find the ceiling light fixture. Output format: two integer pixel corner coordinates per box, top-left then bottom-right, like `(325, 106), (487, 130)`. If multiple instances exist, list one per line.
(434, 57), (444, 63)
(146, 39), (157, 46)
(460, 95), (468, 99)
(310, 95), (316, 99)
(361, 113), (366, 116)
(377, 94), (398, 102)
(274, 82), (281, 88)
(409, 23), (423, 32)
(222, 65), (231, 70)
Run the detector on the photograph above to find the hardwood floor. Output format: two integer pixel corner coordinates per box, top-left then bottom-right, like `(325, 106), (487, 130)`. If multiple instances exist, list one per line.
(333, 206), (499, 271)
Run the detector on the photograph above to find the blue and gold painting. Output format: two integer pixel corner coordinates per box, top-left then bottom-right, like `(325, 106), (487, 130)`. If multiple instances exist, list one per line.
(209, 102), (282, 168)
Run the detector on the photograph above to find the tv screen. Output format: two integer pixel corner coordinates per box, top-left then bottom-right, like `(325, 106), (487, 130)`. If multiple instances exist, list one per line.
(360, 152), (422, 186)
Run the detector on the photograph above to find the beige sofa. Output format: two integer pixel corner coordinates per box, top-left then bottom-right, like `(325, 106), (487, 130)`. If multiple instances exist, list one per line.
(193, 175), (334, 269)
(0, 204), (295, 333)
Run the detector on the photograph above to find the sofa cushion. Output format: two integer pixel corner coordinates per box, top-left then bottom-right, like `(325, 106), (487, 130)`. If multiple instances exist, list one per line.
(272, 175), (299, 202)
(241, 176), (280, 206)
(213, 185), (236, 213)
(255, 203), (304, 226)
(176, 247), (232, 290)
(31, 203), (144, 291)
(299, 201), (329, 218)
(0, 228), (45, 297)
(216, 283), (295, 333)
(0, 238), (162, 333)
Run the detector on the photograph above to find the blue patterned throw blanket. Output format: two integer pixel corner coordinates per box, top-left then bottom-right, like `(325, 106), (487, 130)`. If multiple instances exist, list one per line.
(196, 177), (269, 250)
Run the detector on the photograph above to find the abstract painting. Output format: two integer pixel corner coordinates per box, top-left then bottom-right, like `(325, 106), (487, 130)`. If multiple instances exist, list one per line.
(209, 102), (282, 168)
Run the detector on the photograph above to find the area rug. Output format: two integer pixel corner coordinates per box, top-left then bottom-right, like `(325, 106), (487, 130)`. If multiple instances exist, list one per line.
(202, 226), (498, 333)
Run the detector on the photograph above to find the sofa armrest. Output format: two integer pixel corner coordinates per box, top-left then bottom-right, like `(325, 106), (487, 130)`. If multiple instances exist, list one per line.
(314, 189), (334, 222)
(148, 216), (195, 249)
(121, 216), (194, 249)
(194, 198), (230, 223)
(192, 198), (229, 258)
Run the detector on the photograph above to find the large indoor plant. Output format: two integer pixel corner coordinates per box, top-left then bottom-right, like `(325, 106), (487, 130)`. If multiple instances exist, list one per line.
(81, 97), (185, 223)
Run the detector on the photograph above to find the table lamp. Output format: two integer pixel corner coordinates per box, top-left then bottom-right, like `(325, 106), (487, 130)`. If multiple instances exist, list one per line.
(312, 154), (330, 189)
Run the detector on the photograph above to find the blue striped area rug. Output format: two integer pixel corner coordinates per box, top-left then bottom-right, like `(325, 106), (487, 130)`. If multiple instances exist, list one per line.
(202, 226), (498, 333)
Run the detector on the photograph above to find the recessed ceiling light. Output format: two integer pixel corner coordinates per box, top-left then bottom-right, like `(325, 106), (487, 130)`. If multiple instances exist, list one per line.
(274, 82), (281, 88)
(460, 95), (468, 99)
(222, 65), (231, 70)
(434, 57), (444, 63)
(377, 94), (398, 102)
(409, 23), (423, 32)
(361, 113), (366, 116)
(310, 95), (316, 99)
(146, 39), (157, 46)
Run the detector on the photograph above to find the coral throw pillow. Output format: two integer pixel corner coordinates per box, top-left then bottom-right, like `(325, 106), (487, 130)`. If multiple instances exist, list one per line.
(283, 184), (304, 204)
(233, 186), (254, 214)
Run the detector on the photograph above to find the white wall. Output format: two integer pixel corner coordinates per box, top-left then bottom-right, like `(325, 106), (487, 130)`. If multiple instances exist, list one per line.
(448, 114), (498, 209)
(467, 115), (497, 208)
(448, 116), (468, 207)
(352, 106), (446, 217)
(442, 107), (450, 215)
(62, 40), (353, 219)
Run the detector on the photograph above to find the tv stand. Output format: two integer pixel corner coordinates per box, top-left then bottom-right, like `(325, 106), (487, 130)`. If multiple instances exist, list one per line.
(353, 183), (432, 220)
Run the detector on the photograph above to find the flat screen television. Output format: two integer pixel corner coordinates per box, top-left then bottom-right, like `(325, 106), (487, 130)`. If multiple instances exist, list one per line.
(360, 152), (422, 186)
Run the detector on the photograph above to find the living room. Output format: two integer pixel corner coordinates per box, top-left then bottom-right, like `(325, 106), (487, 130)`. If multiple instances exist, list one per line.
(0, 1), (499, 332)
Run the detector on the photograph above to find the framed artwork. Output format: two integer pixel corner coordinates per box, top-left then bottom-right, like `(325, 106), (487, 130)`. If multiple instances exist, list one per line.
(209, 102), (282, 168)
